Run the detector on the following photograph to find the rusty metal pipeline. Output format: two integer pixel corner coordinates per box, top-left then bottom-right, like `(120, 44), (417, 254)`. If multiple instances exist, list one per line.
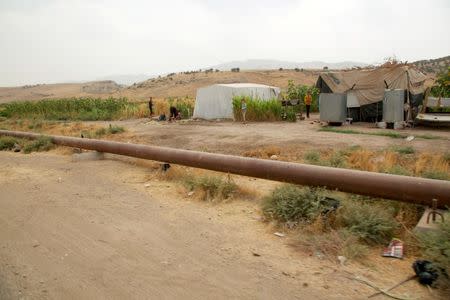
(1, 129), (449, 207)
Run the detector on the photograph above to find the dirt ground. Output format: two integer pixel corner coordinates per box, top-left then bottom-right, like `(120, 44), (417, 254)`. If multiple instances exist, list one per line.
(1, 116), (449, 299)
(110, 113), (450, 156)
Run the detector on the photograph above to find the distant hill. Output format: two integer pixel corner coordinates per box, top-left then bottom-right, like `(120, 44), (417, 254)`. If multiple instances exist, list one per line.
(211, 59), (368, 71)
(0, 80), (121, 104)
(413, 55), (450, 75)
(114, 69), (319, 100)
(96, 74), (154, 86)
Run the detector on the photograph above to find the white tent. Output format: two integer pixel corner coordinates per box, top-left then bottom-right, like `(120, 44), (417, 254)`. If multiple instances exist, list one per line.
(193, 83), (280, 119)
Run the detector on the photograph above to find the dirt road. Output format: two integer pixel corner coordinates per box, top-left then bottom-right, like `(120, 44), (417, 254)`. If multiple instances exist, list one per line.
(0, 151), (439, 299)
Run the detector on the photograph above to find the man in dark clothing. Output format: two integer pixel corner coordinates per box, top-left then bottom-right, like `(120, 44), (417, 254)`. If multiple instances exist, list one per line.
(148, 97), (153, 116)
(169, 106), (178, 121)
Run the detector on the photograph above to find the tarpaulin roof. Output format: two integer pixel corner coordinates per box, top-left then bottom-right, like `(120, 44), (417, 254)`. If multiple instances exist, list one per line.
(316, 65), (428, 106)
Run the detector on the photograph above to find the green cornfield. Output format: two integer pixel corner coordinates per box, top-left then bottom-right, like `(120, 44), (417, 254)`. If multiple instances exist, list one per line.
(232, 96), (282, 122)
(0, 97), (136, 120)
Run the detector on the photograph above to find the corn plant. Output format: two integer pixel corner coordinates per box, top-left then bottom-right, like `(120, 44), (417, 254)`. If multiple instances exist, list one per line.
(232, 96), (282, 121)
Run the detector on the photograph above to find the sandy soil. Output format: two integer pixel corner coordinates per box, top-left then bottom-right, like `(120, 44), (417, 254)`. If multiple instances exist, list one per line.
(0, 151), (442, 300)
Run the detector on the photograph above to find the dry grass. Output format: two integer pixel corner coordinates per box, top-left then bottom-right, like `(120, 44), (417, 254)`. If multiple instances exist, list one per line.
(0, 119), (127, 139)
(145, 165), (255, 202)
(294, 229), (369, 261)
(243, 146), (281, 159)
(301, 146), (449, 180)
(347, 149), (377, 172)
(153, 99), (170, 116)
(120, 102), (149, 119)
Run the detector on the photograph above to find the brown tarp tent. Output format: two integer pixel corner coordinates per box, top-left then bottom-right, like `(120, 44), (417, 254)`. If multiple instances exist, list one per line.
(316, 65), (428, 107)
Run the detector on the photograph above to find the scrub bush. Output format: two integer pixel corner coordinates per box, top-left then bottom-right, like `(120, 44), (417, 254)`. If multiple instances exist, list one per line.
(262, 185), (330, 225)
(183, 175), (237, 201)
(0, 137), (18, 150)
(23, 136), (54, 153)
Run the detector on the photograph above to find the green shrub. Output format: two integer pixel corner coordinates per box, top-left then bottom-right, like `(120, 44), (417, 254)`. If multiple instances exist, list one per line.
(27, 121), (43, 130)
(0, 137), (18, 150)
(384, 165), (412, 176)
(176, 101), (194, 119)
(285, 81), (320, 112)
(23, 136), (54, 154)
(232, 96), (282, 122)
(283, 107), (297, 122)
(392, 145), (415, 154)
(422, 170), (449, 180)
(304, 151), (321, 164)
(262, 185), (329, 224)
(337, 201), (398, 244)
(107, 124), (125, 134)
(95, 127), (107, 136)
(328, 151), (347, 168)
(319, 127), (361, 134)
(184, 175), (237, 201)
(417, 213), (450, 285)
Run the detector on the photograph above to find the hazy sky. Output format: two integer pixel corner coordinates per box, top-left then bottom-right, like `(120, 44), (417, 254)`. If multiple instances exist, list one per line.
(1, 0), (449, 86)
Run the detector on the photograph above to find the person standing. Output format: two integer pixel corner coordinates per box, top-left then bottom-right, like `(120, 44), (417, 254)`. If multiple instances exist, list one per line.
(241, 97), (247, 124)
(304, 91), (312, 118)
(148, 97), (153, 117)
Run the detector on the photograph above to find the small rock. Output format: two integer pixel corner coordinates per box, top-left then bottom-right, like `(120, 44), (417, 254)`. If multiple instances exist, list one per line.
(323, 285), (330, 289)
(144, 183), (151, 188)
(252, 251), (261, 257)
(39, 280), (44, 284)
(405, 135), (415, 142)
(274, 232), (285, 237)
(282, 271), (290, 276)
(187, 191), (194, 196)
(337, 255), (347, 266)
(13, 143), (21, 152)
(32, 242), (40, 248)
(270, 155), (278, 160)
(315, 251), (324, 259)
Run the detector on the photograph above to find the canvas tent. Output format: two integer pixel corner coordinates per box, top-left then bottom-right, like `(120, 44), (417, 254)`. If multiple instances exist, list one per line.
(316, 65), (428, 121)
(193, 83), (280, 119)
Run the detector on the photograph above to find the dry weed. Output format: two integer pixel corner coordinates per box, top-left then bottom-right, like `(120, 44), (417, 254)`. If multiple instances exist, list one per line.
(154, 99), (170, 115)
(293, 229), (368, 261)
(243, 146), (281, 158)
(347, 149), (377, 172)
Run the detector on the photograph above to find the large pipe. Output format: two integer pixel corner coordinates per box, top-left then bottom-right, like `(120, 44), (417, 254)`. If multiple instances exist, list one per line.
(1, 129), (449, 206)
